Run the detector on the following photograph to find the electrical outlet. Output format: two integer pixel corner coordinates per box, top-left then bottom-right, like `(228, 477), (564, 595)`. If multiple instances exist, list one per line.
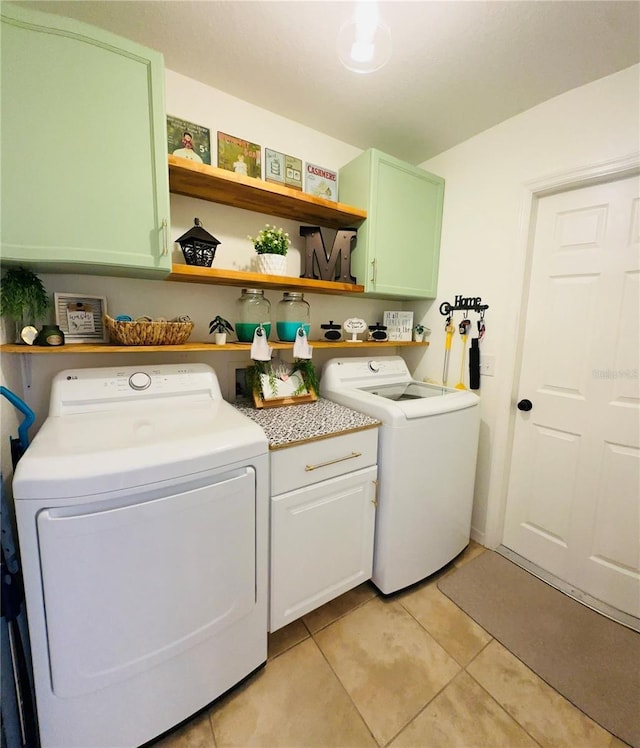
(480, 354), (495, 377)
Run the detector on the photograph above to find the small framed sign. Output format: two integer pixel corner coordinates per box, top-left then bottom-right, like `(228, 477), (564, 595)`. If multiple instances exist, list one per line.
(217, 132), (261, 178)
(305, 162), (338, 201)
(265, 148), (303, 190)
(54, 293), (108, 343)
(247, 359), (318, 408)
(167, 115), (211, 165)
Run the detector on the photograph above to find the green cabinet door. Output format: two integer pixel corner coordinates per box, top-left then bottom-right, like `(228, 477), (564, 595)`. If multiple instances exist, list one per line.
(339, 149), (444, 299)
(1, 4), (170, 277)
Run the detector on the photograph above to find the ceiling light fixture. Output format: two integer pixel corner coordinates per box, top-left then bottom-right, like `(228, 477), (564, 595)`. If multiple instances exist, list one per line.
(337, 1), (392, 74)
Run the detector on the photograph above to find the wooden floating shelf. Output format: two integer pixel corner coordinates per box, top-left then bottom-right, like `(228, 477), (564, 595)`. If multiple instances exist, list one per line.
(0, 341), (428, 355)
(166, 264), (364, 295)
(168, 156), (367, 230)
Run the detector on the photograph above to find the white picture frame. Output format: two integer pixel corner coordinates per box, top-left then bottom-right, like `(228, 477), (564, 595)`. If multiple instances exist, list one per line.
(54, 293), (108, 344)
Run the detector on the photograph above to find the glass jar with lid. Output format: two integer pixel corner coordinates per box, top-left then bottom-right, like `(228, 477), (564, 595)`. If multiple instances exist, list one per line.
(235, 289), (271, 342)
(276, 292), (310, 342)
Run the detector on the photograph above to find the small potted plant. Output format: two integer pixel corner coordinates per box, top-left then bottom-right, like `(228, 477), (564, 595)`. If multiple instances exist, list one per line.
(0, 266), (50, 343)
(209, 315), (234, 345)
(413, 323), (430, 342)
(248, 224), (290, 276)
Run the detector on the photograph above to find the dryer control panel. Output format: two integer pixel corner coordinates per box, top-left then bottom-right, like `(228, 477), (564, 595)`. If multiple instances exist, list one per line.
(49, 363), (223, 415)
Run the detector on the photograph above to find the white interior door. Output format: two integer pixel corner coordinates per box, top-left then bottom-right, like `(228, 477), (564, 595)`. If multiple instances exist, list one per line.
(502, 174), (639, 620)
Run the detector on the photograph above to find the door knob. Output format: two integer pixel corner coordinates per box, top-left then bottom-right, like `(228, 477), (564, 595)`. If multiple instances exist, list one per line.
(517, 399), (533, 412)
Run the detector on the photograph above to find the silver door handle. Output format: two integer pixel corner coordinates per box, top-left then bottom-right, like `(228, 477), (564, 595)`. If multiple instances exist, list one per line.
(370, 259), (377, 284)
(161, 218), (168, 256)
(305, 451), (362, 471)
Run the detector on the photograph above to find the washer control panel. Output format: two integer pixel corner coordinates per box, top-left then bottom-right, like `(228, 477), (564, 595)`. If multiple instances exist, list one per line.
(323, 356), (412, 388)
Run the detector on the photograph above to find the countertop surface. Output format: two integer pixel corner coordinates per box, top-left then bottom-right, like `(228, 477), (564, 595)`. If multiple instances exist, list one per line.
(234, 397), (379, 449)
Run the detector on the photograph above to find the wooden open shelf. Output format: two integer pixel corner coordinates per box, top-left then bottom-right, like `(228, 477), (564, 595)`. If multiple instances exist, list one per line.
(168, 156), (367, 230)
(166, 264), (364, 294)
(0, 341), (428, 355)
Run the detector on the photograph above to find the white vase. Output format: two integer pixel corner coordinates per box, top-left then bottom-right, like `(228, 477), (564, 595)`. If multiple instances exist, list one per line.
(213, 332), (227, 345)
(257, 253), (287, 276)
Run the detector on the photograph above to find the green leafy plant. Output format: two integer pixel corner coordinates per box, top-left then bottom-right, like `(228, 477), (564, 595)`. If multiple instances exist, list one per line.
(414, 324), (427, 335)
(245, 360), (276, 398)
(248, 224), (290, 256)
(291, 359), (319, 395)
(0, 266), (50, 325)
(208, 315), (234, 335)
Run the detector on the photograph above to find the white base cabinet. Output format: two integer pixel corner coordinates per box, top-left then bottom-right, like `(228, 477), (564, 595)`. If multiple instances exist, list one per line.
(269, 429), (378, 632)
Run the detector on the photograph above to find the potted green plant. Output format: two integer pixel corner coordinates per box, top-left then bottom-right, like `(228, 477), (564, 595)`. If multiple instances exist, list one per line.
(0, 266), (50, 343)
(413, 323), (430, 342)
(209, 315), (234, 345)
(248, 224), (290, 276)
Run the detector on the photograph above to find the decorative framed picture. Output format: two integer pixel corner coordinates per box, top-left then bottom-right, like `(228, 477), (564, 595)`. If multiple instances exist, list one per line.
(54, 293), (108, 344)
(246, 359), (318, 409)
(217, 132), (261, 178)
(167, 115), (211, 165)
(265, 148), (303, 190)
(304, 162), (338, 201)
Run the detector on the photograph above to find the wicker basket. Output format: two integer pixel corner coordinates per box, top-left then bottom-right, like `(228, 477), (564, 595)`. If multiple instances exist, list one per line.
(104, 315), (194, 346)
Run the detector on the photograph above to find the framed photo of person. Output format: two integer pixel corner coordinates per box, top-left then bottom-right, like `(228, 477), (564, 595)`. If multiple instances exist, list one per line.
(167, 116), (211, 165)
(217, 132), (261, 178)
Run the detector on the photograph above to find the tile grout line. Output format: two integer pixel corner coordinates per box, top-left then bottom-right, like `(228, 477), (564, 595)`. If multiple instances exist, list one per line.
(308, 614), (382, 748)
(462, 662), (545, 748)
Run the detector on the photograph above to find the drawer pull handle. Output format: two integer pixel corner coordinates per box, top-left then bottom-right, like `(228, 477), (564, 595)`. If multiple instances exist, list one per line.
(305, 451), (362, 471)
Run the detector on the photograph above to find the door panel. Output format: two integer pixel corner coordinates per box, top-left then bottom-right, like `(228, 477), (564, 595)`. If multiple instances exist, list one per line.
(38, 470), (256, 697)
(503, 174), (640, 619)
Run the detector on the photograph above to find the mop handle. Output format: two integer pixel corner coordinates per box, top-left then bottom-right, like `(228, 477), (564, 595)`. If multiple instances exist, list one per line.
(442, 320), (455, 385)
(0, 387), (35, 450)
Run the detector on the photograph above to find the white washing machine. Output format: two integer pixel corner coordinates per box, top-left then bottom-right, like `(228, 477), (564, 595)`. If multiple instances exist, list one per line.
(321, 356), (480, 594)
(12, 363), (269, 748)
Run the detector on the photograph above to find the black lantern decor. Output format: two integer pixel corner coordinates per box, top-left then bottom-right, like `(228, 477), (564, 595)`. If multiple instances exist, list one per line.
(176, 218), (221, 267)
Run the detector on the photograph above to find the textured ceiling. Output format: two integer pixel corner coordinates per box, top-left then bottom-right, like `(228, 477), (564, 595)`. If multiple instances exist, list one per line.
(17, 1), (640, 164)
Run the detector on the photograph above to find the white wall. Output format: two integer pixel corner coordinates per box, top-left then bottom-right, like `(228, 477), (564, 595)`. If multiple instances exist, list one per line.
(414, 64), (639, 545)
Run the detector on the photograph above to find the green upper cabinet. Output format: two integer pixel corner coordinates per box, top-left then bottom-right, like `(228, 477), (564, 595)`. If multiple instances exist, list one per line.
(0, 4), (170, 277)
(339, 149), (444, 299)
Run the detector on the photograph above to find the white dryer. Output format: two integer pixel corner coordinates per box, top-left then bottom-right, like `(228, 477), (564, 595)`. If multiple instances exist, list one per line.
(321, 356), (480, 594)
(12, 363), (269, 748)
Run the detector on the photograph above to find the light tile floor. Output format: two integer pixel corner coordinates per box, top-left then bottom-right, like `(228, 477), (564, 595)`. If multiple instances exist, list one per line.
(153, 543), (627, 748)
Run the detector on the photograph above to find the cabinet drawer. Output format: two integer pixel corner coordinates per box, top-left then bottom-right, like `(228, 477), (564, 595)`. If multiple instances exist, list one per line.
(270, 428), (378, 495)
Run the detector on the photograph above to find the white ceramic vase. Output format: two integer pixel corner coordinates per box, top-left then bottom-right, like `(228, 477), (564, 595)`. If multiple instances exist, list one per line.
(213, 332), (227, 345)
(257, 253), (287, 276)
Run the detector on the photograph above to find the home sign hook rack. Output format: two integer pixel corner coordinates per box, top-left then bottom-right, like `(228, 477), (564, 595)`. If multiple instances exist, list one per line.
(439, 295), (489, 316)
